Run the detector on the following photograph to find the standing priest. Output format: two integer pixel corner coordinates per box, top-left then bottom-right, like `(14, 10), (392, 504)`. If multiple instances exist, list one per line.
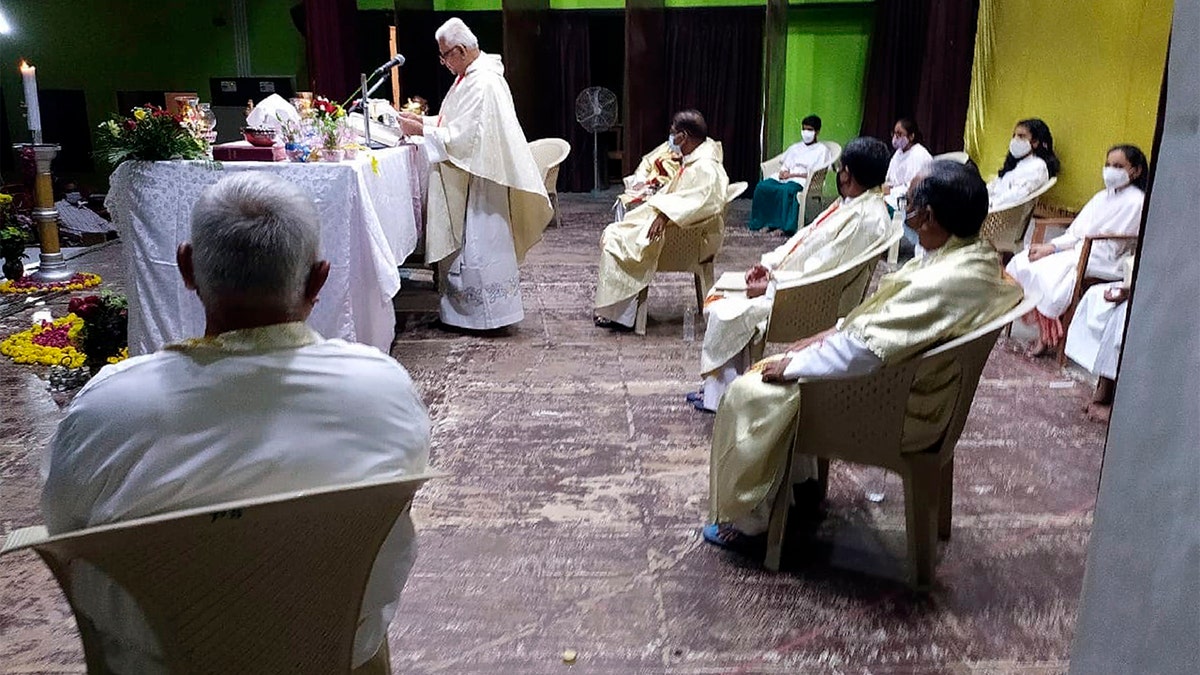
(400, 18), (552, 331)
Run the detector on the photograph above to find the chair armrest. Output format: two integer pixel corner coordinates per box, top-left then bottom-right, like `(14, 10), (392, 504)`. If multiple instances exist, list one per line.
(2, 526), (50, 554)
(1031, 217), (1073, 245)
(1081, 234), (1139, 243)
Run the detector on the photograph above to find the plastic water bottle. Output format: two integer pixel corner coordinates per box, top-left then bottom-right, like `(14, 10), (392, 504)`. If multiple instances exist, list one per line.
(864, 466), (888, 503)
(683, 304), (696, 343)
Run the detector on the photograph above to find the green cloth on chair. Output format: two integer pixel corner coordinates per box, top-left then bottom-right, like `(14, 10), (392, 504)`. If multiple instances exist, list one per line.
(748, 179), (804, 234)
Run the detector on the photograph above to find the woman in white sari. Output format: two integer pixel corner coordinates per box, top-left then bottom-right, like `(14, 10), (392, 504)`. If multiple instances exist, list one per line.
(1006, 144), (1148, 356)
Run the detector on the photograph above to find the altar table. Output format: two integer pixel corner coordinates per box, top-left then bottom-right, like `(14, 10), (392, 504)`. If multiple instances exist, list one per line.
(106, 146), (427, 355)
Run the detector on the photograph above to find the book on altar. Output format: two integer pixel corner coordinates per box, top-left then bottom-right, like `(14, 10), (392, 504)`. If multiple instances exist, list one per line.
(714, 271), (746, 291)
(212, 141), (287, 162)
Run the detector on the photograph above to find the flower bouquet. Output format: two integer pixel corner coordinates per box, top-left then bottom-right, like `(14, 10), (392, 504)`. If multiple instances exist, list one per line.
(70, 292), (129, 374)
(312, 96), (347, 161)
(0, 194), (30, 281)
(94, 104), (209, 168)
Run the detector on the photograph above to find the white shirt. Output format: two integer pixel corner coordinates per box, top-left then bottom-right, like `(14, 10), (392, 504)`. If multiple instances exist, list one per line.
(41, 322), (431, 672)
(773, 140), (833, 185)
(1051, 185), (1144, 279)
(885, 142), (933, 195)
(988, 154), (1049, 210)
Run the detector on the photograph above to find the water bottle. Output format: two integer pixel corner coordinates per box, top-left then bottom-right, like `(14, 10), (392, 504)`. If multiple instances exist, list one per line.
(682, 303), (696, 343)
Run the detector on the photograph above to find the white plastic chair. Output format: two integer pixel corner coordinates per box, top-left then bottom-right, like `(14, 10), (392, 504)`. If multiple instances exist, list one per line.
(1, 474), (438, 674)
(758, 141), (841, 230)
(933, 151), (970, 164)
(763, 294), (1039, 589)
(980, 176), (1058, 254)
(635, 181), (749, 335)
(528, 138), (571, 227)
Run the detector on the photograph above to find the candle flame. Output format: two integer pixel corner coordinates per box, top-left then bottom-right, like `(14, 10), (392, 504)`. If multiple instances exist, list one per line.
(20, 60), (33, 73)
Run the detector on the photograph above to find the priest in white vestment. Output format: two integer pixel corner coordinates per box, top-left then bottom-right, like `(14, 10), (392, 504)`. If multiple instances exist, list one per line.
(1006, 145), (1147, 356)
(1065, 255), (1133, 422)
(987, 118), (1060, 210)
(400, 18), (552, 331)
(702, 161), (1022, 550)
(593, 110), (730, 330)
(693, 137), (893, 412)
(41, 173), (431, 674)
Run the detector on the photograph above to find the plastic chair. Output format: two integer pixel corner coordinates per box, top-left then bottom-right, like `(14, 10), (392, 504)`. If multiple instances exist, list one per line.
(980, 177), (1057, 255)
(635, 181), (749, 335)
(528, 138), (572, 227)
(759, 142), (841, 230)
(752, 223), (904, 361)
(762, 294), (1039, 589)
(1, 474), (438, 674)
(1027, 220), (1138, 365)
(933, 151), (970, 164)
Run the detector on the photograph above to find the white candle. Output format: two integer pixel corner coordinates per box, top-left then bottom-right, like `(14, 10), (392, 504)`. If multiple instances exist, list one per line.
(20, 60), (41, 133)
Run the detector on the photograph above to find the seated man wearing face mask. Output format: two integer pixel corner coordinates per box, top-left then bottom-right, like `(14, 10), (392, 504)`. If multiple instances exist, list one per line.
(55, 180), (116, 243)
(691, 137), (893, 413)
(593, 109), (730, 331)
(748, 115), (832, 234)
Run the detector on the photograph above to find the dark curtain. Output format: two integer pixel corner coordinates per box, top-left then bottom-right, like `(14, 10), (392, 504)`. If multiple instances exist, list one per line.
(664, 7), (765, 185)
(536, 14), (594, 192)
(303, 0), (359, 101)
(860, 0), (979, 154)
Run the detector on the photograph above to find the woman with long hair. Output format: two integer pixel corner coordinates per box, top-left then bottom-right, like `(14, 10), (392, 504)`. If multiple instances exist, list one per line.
(883, 117), (933, 203)
(1006, 144), (1148, 357)
(988, 118), (1060, 210)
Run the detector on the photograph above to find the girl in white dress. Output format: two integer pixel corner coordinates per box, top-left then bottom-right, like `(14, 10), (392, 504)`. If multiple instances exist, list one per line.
(1006, 144), (1148, 356)
(883, 117), (933, 202)
(988, 118), (1060, 210)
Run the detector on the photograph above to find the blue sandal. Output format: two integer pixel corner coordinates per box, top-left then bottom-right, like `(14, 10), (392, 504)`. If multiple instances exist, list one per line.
(701, 523), (762, 550)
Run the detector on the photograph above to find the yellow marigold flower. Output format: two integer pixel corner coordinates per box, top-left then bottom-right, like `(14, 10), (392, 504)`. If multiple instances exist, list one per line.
(133, 108), (148, 121)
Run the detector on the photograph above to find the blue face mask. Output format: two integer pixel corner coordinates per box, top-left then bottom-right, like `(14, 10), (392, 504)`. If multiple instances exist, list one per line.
(667, 132), (682, 154)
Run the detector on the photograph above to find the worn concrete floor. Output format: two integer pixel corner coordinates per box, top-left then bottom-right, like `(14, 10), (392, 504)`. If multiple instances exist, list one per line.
(0, 193), (1105, 674)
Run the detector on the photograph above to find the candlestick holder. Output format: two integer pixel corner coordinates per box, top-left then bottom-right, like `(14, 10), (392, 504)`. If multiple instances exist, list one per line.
(14, 143), (74, 283)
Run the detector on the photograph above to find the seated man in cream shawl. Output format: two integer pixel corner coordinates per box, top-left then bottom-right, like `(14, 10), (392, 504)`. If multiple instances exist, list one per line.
(703, 161), (1023, 549)
(691, 137), (893, 412)
(614, 141), (682, 220)
(400, 18), (552, 331)
(594, 110), (730, 330)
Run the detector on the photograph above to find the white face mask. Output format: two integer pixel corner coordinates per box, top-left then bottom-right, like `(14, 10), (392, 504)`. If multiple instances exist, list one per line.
(801, 129), (816, 144)
(65, 191), (82, 205)
(1009, 137), (1032, 159)
(667, 133), (682, 154)
(1103, 166), (1130, 190)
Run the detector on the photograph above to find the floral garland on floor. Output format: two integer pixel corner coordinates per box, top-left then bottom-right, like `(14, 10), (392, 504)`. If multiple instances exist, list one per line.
(0, 293), (129, 369)
(1, 314), (87, 367)
(0, 272), (102, 294)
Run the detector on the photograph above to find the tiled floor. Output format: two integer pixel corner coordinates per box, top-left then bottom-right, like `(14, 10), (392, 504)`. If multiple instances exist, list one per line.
(0, 193), (1104, 673)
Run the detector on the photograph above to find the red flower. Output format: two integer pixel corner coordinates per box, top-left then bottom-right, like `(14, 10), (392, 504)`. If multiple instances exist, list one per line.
(124, 119), (137, 130)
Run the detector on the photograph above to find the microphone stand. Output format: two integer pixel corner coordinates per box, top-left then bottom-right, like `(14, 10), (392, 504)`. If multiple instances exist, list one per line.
(356, 71), (396, 150)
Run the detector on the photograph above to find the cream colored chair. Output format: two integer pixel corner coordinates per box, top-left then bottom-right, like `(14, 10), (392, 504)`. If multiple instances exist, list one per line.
(980, 176), (1057, 255)
(635, 181), (749, 335)
(1, 474), (438, 674)
(759, 141), (841, 230)
(528, 138), (572, 227)
(933, 151), (970, 164)
(751, 223), (904, 362)
(762, 294), (1039, 589)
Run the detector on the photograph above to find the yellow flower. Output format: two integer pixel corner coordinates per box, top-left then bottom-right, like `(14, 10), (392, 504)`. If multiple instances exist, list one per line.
(0, 315), (87, 367)
(370, 154), (381, 176)
(0, 193), (12, 207)
(133, 108), (148, 121)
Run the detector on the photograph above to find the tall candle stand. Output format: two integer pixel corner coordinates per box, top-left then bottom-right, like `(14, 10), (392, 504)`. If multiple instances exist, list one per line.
(14, 143), (75, 283)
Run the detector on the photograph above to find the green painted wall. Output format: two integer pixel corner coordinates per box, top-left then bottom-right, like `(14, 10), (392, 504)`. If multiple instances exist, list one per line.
(433, 0), (502, 11)
(781, 5), (873, 189)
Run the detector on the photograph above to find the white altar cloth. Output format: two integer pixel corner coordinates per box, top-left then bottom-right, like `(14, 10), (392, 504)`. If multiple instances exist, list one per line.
(107, 147), (427, 355)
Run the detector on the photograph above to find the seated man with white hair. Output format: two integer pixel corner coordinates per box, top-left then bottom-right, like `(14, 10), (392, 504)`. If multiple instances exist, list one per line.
(41, 171), (431, 674)
(399, 17), (552, 332)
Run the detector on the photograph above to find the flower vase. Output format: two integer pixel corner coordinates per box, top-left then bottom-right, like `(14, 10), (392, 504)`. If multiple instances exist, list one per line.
(2, 258), (23, 281)
(285, 142), (309, 162)
(321, 148), (345, 163)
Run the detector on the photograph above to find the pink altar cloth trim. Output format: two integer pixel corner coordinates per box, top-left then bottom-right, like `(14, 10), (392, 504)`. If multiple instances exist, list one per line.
(106, 146), (429, 356)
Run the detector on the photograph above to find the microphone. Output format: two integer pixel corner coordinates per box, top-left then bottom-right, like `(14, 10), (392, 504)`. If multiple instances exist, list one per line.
(371, 54), (406, 76)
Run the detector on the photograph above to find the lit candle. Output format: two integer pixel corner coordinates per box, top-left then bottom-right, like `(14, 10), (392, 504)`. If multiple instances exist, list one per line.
(20, 60), (42, 136)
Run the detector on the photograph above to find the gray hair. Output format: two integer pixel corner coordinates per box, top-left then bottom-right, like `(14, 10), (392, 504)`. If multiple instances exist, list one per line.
(435, 18), (479, 49)
(189, 171), (320, 309)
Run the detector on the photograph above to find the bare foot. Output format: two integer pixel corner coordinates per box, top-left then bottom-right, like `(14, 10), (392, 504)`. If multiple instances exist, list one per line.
(1025, 340), (1052, 358)
(1086, 402), (1113, 423)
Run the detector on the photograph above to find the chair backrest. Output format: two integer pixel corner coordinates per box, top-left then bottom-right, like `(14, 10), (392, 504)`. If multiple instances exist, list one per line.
(792, 293), (1039, 470)
(760, 152), (785, 180)
(764, 223), (904, 344)
(933, 151), (970, 164)
(980, 176), (1057, 253)
(528, 138), (572, 194)
(2, 474), (438, 674)
(657, 181), (745, 273)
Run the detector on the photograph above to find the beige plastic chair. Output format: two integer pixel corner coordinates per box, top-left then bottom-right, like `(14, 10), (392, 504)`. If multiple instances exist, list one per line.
(752, 223), (904, 362)
(1, 474), (438, 674)
(635, 181), (748, 335)
(759, 141), (841, 230)
(528, 138), (571, 227)
(762, 294), (1039, 589)
(933, 151), (970, 164)
(980, 176), (1057, 255)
